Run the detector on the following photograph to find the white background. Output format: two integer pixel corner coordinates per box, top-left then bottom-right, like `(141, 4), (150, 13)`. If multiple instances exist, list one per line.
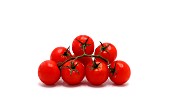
(0, 0), (170, 109)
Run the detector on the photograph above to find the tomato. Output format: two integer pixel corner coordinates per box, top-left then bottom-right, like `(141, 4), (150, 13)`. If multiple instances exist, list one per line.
(72, 35), (94, 56)
(38, 60), (60, 85)
(85, 60), (109, 85)
(109, 60), (131, 85)
(78, 57), (93, 66)
(94, 42), (117, 63)
(61, 60), (85, 85)
(50, 46), (72, 66)
(72, 54), (93, 66)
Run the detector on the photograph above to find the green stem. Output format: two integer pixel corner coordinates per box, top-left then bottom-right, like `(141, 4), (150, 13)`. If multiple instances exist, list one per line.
(59, 54), (109, 68)
(82, 45), (86, 54)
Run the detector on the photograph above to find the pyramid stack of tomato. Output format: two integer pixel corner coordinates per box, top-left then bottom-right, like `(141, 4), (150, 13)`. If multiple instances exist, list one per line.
(38, 35), (131, 86)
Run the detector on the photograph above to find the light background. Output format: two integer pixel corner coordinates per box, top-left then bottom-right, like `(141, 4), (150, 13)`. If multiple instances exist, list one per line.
(0, 0), (170, 109)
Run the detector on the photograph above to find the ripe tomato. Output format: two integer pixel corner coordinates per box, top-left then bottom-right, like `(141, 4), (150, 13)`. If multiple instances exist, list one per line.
(94, 42), (117, 63)
(72, 54), (93, 66)
(78, 57), (93, 66)
(50, 47), (72, 66)
(38, 60), (60, 85)
(109, 60), (131, 85)
(85, 60), (109, 85)
(72, 35), (94, 56)
(61, 60), (85, 85)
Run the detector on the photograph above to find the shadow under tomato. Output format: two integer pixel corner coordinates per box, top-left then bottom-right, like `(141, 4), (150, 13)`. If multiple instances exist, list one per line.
(62, 80), (107, 88)
(38, 79), (129, 88)
(62, 82), (83, 87)
(80, 79), (108, 88)
(83, 79), (113, 88)
(86, 82), (107, 88)
(38, 79), (63, 88)
(112, 83), (129, 87)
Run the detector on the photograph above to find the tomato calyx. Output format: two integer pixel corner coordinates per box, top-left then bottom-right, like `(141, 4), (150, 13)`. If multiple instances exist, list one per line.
(76, 37), (92, 53)
(63, 46), (70, 56)
(62, 63), (79, 75)
(109, 62), (117, 76)
(92, 60), (101, 69)
(62, 61), (79, 75)
(110, 67), (116, 74)
(99, 41), (110, 54)
(70, 61), (78, 69)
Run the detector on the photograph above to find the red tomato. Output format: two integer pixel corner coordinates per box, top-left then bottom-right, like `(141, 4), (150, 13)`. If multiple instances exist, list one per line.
(38, 60), (60, 85)
(50, 47), (72, 66)
(85, 60), (109, 85)
(72, 54), (93, 66)
(109, 60), (131, 85)
(61, 60), (85, 85)
(95, 42), (117, 63)
(72, 35), (94, 56)
(78, 57), (93, 66)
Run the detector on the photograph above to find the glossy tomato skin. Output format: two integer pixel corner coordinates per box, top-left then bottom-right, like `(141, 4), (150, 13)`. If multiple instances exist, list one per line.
(72, 35), (94, 56)
(109, 60), (131, 85)
(38, 60), (60, 85)
(50, 47), (72, 66)
(78, 57), (93, 66)
(85, 60), (109, 85)
(72, 54), (93, 67)
(95, 43), (117, 63)
(61, 60), (85, 85)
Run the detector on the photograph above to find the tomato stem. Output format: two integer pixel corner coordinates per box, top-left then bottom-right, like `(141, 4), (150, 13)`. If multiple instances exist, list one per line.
(99, 41), (104, 47)
(63, 46), (70, 56)
(82, 45), (86, 54)
(82, 37), (90, 54)
(100, 42), (110, 51)
(59, 41), (109, 68)
(59, 54), (109, 68)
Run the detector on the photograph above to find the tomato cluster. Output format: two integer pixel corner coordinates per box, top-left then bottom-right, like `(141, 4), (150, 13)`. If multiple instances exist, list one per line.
(38, 35), (131, 86)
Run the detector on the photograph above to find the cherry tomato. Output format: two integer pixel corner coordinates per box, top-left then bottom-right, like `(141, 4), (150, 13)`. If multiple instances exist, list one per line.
(72, 35), (94, 56)
(61, 60), (85, 85)
(95, 42), (117, 63)
(72, 54), (93, 66)
(78, 57), (93, 66)
(38, 60), (60, 85)
(50, 46), (72, 66)
(109, 60), (131, 85)
(85, 60), (109, 85)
